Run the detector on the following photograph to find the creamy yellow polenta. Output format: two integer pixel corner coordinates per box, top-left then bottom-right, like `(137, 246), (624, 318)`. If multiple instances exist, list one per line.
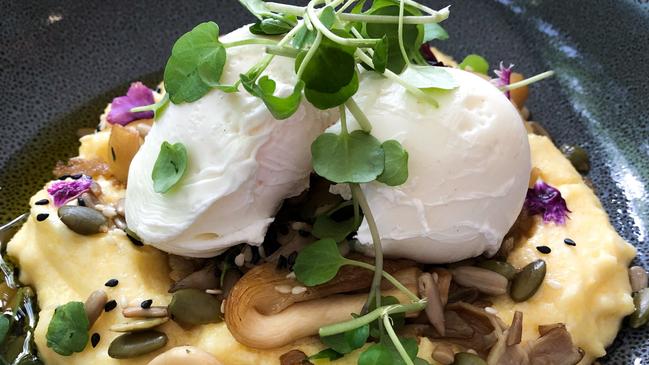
(6, 132), (635, 365)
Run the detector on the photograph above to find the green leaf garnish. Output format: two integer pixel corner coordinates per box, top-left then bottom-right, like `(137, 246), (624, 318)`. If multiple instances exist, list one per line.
(319, 6), (337, 29)
(311, 131), (384, 184)
(0, 315), (9, 344)
(321, 323), (370, 354)
(377, 140), (409, 186)
(363, 4), (423, 74)
(164, 22), (227, 104)
(372, 36), (389, 74)
(399, 65), (458, 90)
(238, 0), (271, 20)
(241, 75), (305, 120)
(423, 23), (449, 42)
(46, 301), (89, 356)
(358, 343), (393, 365)
(293, 238), (346, 286)
(312, 209), (360, 243)
(152, 141), (188, 194)
(292, 27), (317, 49)
(250, 18), (293, 35)
(459, 54), (490, 75)
(310, 348), (344, 361)
(368, 296), (405, 338)
(298, 36), (359, 110)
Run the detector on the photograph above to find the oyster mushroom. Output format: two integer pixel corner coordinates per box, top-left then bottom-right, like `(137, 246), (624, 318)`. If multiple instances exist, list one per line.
(225, 259), (420, 349)
(526, 324), (584, 365)
(487, 311), (529, 365)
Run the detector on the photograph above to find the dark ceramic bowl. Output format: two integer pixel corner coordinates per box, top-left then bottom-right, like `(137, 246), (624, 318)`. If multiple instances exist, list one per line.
(1, 0), (648, 363)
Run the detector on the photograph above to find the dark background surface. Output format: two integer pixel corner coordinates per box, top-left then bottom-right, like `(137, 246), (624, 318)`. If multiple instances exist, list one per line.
(1, 0), (648, 362)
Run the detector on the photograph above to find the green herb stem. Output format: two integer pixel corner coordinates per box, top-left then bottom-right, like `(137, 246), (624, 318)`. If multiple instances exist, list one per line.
(222, 38), (278, 49)
(319, 300), (426, 337)
(397, 0), (410, 68)
(503, 70), (555, 91)
(265, 45), (300, 58)
(350, 184), (384, 312)
(297, 31), (323, 79)
(130, 93), (169, 113)
(307, 0), (381, 48)
(340, 105), (349, 135)
(264, 2), (449, 24)
(345, 98), (372, 133)
(345, 260), (420, 302)
(404, 1), (449, 19)
(384, 315), (415, 365)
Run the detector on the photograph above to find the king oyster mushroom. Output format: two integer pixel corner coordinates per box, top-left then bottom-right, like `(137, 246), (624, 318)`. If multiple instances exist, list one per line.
(225, 258), (420, 349)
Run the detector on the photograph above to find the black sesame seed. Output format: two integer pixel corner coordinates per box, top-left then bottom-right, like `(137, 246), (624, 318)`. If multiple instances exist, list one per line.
(71, 173), (83, 180)
(105, 279), (119, 287)
(34, 199), (49, 206)
(36, 213), (49, 222)
(276, 255), (288, 270)
(564, 238), (576, 246)
(58, 174), (71, 180)
(287, 251), (298, 270)
(536, 245), (552, 254)
(141, 299), (153, 309)
(91, 333), (100, 348)
(104, 300), (117, 312)
(111, 147), (116, 161)
(77, 197), (86, 207)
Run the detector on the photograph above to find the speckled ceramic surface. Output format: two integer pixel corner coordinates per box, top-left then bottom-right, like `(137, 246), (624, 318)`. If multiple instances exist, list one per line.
(1, 0), (648, 362)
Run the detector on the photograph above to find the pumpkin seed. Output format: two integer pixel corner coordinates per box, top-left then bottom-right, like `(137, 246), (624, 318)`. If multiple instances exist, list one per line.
(169, 289), (222, 326)
(58, 206), (108, 235)
(85, 290), (108, 328)
(629, 266), (648, 292)
(452, 352), (487, 365)
(110, 317), (168, 333)
(108, 330), (168, 359)
(510, 259), (546, 302)
(560, 144), (590, 174)
(122, 306), (169, 318)
(451, 266), (508, 296)
(476, 260), (517, 280)
(629, 288), (649, 328)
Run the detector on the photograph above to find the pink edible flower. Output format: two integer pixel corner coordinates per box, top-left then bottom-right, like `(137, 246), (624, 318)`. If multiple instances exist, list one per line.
(107, 82), (155, 126)
(492, 62), (513, 99)
(47, 175), (93, 207)
(524, 180), (571, 225)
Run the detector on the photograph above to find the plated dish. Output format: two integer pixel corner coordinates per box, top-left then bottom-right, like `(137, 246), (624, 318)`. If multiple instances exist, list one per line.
(1, 1), (647, 365)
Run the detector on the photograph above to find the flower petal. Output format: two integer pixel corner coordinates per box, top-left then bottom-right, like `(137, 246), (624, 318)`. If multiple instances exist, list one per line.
(47, 176), (93, 207)
(107, 82), (155, 126)
(492, 62), (514, 99)
(524, 180), (571, 225)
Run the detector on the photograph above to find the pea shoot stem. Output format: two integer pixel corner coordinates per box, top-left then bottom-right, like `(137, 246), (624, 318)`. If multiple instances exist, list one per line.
(397, 0), (410, 68)
(296, 31), (323, 79)
(222, 38), (278, 49)
(350, 184), (384, 314)
(265, 45), (300, 58)
(384, 315), (415, 365)
(130, 93), (169, 113)
(307, 0), (381, 48)
(345, 98), (372, 133)
(319, 300), (426, 337)
(340, 104), (349, 135)
(503, 70), (555, 91)
(345, 259), (420, 302)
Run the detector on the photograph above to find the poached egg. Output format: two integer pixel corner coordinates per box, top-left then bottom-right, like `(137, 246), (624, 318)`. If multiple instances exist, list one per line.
(125, 26), (338, 257)
(331, 67), (531, 263)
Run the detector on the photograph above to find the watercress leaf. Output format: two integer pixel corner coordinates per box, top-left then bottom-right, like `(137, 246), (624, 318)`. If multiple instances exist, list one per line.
(377, 140), (409, 186)
(369, 296), (405, 338)
(152, 141), (188, 194)
(320, 6), (336, 29)
(312, 211), (359, 242)
(292, 27), (317, 49)
(241, 75), (304, 120)
(415, 358), (431, 365)
(238, 0), (271, 20)
(321, 324), (370, 354)
(293, 238), (346, 286)
(459, 54), (490, 75)
(372, 36), (389, 74)
(311, 131), (384, 184)
(423, 23), (449, 42)
(250, 18), (293, 35)
(363, 5), (423, 74)
(389, 337), (419, 361)
(310, 348), (344, 360)
(358, 343), (393, 365)
(214, 83), (240, 93)
(400, 65), (458, 90)
(352, 0), (367, 14)
(164, 22), (227, 104)
(46, 302), (89, 356)
(0, 315), (9, 344)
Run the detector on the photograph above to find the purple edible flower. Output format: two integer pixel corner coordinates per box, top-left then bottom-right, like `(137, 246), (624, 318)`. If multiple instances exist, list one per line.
(524, 180), (571, 225)
(47, 175), (93, 207)
(492, 62), (513, 99)
(419, 44), (444, 67)
(107, 82), (155, 126)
